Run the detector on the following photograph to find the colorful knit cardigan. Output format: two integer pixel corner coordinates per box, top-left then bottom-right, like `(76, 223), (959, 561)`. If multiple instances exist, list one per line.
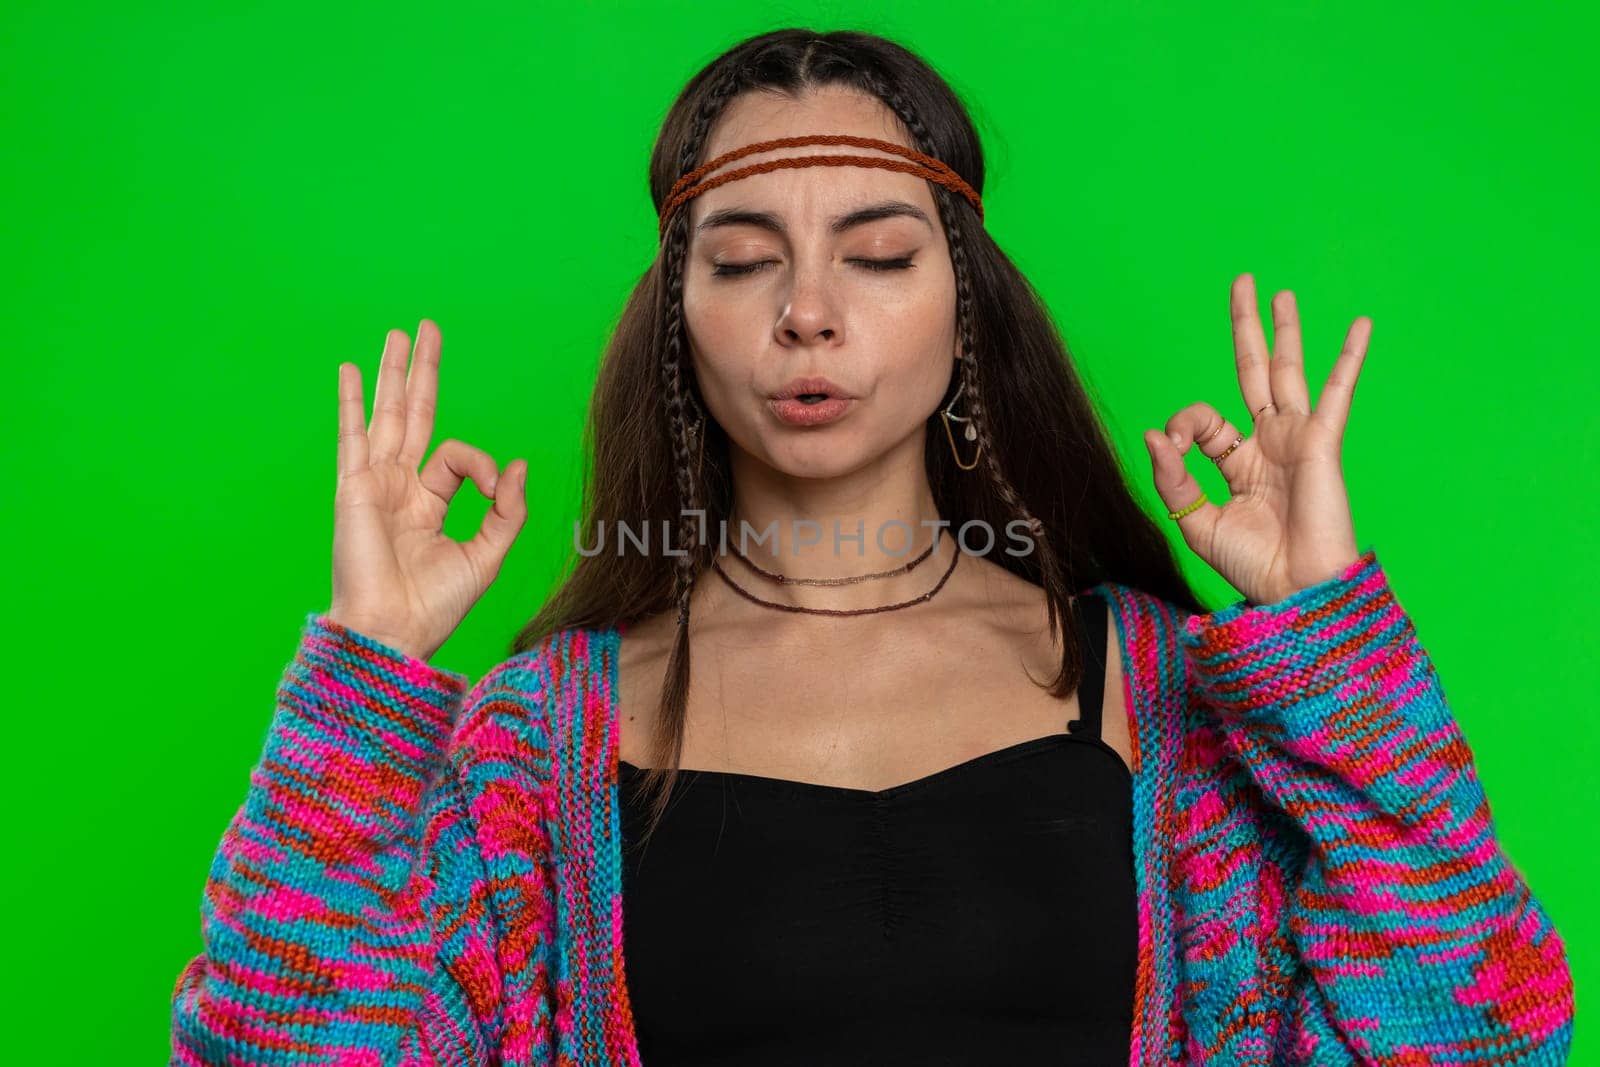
(171, 548), (1575, 1065)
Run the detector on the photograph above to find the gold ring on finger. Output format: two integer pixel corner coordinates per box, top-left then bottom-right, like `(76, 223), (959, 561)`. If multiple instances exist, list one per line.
(1252, 402), (1276, 421)
(1212, 434), (1245, 463)
(1200, 422), (1227, 446)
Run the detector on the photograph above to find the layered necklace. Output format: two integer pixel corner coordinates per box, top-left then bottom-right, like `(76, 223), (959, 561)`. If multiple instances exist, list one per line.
(708, 517), (960, 617)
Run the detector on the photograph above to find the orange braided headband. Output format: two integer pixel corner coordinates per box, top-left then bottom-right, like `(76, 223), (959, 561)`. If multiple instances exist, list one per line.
(658, 133), (983, 243)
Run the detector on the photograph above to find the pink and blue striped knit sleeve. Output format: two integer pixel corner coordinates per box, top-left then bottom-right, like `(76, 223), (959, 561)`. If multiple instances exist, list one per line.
(170, 613), (514, 1066)
(1179, 549), (1574, 1065)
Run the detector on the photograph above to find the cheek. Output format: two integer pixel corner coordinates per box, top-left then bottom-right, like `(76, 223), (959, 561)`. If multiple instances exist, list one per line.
(683, 295), (753, 419)
(684, 276), (763, 348)
(869, 281), (957, 370)
(900, 296), (961, 416)
(872, 262), (956, 340)
(869, 336), (958, 428)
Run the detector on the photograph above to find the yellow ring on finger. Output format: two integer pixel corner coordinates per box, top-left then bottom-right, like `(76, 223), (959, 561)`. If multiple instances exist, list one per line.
(1168, 492), (1207, 521)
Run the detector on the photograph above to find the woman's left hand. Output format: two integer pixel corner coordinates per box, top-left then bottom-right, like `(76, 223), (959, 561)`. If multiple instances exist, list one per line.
(1142, 272), (1371, 607)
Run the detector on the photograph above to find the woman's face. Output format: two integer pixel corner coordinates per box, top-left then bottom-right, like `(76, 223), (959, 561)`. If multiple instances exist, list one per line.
(681, 85), (960, 480)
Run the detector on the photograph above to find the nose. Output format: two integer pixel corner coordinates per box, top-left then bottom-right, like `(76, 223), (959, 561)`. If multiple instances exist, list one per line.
(774, 264), (843, 348)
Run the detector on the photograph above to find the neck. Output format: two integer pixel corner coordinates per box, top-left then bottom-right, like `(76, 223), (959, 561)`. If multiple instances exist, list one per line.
(712, 445), (954, 612)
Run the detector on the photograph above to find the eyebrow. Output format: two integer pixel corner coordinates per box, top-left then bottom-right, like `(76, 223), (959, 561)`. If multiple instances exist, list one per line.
(695, 199), (935, 238)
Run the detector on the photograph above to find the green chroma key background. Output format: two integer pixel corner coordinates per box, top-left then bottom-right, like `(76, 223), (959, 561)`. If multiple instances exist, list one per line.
(4, 1), (1594, 1061)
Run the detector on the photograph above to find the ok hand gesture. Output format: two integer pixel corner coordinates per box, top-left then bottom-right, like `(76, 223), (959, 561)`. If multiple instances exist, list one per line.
(1143, 273), (1370, 607)
(328, 321), (528, 661)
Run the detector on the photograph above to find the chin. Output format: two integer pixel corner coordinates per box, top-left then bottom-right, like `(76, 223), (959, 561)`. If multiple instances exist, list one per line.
(756, 435), (872, 480)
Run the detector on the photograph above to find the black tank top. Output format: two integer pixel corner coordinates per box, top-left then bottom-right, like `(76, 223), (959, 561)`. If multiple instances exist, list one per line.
(617, 592), (1135, 1065)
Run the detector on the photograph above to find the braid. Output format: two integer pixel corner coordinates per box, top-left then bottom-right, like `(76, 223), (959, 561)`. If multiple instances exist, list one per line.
(950, 229), (1078, 695)
(861, 69), (1081, 698)
(635, 66), (747, 842)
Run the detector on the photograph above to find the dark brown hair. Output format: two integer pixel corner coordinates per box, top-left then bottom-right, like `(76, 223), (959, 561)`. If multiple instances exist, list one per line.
(511, 28), (1208, 844)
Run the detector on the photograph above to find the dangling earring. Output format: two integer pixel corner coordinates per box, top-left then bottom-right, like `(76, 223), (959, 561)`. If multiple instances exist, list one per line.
(940, 378), (982, 471)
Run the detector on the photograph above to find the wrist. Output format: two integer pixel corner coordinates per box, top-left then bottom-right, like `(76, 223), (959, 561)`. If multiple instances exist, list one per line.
(323, 612), (428, 662)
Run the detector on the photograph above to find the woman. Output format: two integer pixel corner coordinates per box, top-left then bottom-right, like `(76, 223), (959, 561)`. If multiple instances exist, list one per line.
(170, 28), (1573, 1067)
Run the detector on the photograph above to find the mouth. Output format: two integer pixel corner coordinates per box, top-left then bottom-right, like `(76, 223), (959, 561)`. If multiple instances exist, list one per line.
(772, 375), (852, 399)
(768, 391), (854, 427)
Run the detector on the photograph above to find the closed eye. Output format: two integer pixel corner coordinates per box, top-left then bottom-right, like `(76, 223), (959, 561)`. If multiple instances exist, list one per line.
(711, 257), (916, 277)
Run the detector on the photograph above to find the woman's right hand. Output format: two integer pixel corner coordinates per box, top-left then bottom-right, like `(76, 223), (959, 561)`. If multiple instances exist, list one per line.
(326, 320), (528, 662)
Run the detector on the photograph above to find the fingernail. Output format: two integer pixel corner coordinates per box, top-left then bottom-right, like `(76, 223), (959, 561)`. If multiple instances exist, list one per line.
(1168, 431), (1182, 448)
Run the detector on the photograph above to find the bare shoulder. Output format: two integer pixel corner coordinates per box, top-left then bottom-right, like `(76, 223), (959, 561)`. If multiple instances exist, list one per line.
(617, 608), (673, 675)
(956, 554), (1132, 775)
(614, 605), (698, 764)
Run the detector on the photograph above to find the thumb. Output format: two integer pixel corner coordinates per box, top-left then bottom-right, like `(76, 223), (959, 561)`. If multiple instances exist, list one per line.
(1142, 430), (1219, 537)
(1142, 429), (1184, 486)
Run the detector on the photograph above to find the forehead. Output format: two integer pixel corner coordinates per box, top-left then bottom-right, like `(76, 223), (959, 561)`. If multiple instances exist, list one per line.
(693, 85), (935, 225)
